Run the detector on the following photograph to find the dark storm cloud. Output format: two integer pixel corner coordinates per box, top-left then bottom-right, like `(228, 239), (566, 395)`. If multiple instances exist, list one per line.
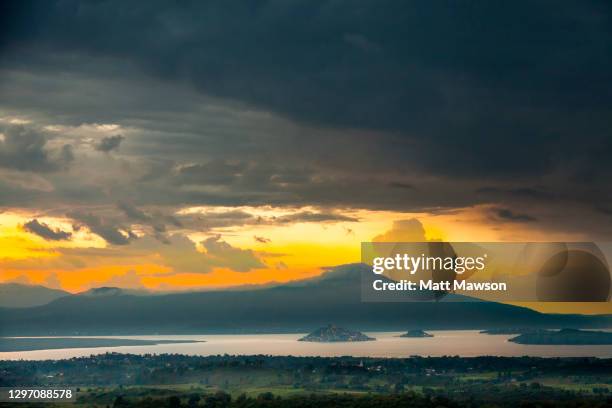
(23, 219), (71, 241)
(476, 187), (555, 201)
(177, 160), (247, 185)
(493, 208), (537, 223)
(274, 211), (358, 224)
(178, 208), (358, 231)
(389, 182), (416, 191)
(69, 211), (134, 245)
(95, 135), (124, 152)
(0, 124), (71, 172)
(195, 210), (254, 226)
(117, 201), (183, 243)
(254, 236), (270, 244)
(3, 0), (612, 180)
(2, 0), (612, 234)
(117, 201), (151, 222)
(60, 144), (75, 163)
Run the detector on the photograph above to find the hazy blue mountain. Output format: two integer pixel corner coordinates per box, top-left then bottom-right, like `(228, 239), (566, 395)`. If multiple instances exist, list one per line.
(79, 287), (150, 297)
(0, 264), (610, 335)
(0, 283), (69, 308)
(80, 286), (125, 297)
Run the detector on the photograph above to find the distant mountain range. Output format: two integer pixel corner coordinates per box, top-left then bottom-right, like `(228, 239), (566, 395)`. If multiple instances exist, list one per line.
(0, 283), (69, 308)
(0, 264), (610, 335)
(80, 286), (151, 297)
(0, 284), (148, 308)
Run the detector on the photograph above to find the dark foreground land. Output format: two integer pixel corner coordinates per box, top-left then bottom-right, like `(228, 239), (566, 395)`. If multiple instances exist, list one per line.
(1, 354), (612, 407)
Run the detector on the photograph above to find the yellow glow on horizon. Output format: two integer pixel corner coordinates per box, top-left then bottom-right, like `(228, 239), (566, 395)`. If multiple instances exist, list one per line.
(0, 203), (600, 318)
(0, 216), (58, 260)
(0, 211), (107, 252)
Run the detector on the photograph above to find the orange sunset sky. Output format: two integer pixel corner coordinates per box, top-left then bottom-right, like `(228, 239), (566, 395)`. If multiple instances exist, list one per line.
(0, 203), (568, 292)
(1, 198), (610, 314)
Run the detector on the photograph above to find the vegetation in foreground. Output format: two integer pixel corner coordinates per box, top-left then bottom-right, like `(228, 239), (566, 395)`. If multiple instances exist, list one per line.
(1, 353), (611, 407)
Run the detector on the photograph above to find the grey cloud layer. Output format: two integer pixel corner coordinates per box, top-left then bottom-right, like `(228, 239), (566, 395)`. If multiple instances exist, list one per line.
(1, 1), (612, 238)
(3, 1), (612, 177)
(0, 124), (72, 172)
(95, 135), (124, 152)
(2, 234), (266, 275)
(492, 208), (537, 223)
(69, 211), (134, 246)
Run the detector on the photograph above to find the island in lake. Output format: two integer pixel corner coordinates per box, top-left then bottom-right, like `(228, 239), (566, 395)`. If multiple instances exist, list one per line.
(399, 329), (433, 338)
(480, 328), (549, 335)
(509, 328), (612, 345)
(298, 325), (375, 342)
(0, 337), (203, 352)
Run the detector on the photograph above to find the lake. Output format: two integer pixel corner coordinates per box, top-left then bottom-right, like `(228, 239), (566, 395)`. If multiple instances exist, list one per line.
(2, 331), (612, 360)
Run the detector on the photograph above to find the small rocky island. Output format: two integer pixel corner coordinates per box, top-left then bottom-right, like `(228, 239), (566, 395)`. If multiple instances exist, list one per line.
(399, 329), (433, 338)
(298, 325), (375, 342)
(509, 328), (612, 345)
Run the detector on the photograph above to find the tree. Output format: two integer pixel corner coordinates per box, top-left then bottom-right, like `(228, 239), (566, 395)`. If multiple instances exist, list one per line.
(257, 392), (274, 401)
(394, 382), (405, 393)
(187, 393), (200, 407)
(168, 395), (181, 408)
(112, 396), (125, 408)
